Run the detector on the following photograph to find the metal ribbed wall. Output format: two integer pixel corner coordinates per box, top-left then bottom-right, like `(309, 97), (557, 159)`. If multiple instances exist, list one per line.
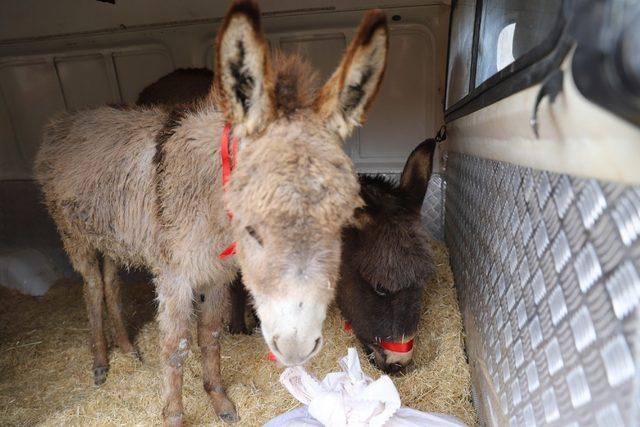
(445, 152), (640, 426)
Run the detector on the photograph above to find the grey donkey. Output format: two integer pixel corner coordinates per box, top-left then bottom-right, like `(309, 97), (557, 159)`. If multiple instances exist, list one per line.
(34, 0), (389, 425)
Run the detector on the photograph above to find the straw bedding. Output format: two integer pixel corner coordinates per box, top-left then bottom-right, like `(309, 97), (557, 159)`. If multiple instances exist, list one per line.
(0, 241), (476, 426)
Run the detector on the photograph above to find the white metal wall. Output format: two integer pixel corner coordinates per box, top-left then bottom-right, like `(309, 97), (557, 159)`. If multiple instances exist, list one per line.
(0, 2), (449, 179)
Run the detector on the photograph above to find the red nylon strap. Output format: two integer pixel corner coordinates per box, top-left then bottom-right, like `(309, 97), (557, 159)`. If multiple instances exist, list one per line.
(219, 242), (237, 259)
(220, 122), (238, 192)
(344, 320), (412, 353)
(219, 123), (239, 260)
(379, 338), (414, 353)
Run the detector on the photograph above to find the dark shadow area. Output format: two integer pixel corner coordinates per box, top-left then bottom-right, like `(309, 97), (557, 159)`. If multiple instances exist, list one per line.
(120, 269), (157, 343)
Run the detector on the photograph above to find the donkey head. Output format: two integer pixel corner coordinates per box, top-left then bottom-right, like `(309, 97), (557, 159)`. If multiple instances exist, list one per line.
(338, 140), (436, 373)
(215, 1), (388, 365)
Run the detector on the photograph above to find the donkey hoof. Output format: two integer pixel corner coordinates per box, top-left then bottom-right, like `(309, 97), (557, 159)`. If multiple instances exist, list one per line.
(229, 324), (249, 335)
(212, 395), (238, 423)
(219, 411), (239, 423)
(163, 413), (184, 427)
(93, 366), (108, 385)
(131, 349), (143, 362)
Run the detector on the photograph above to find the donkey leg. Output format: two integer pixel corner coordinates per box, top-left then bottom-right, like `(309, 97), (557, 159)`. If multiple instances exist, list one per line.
(228, 274), (249, 335)
(69, 246), (109, 385)
(157, 276), (193, 427)
(198, 285), (238, 423)
(102, 255), (137, 358)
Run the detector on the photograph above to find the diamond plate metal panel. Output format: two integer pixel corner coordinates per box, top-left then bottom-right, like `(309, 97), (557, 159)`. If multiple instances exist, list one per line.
(445, 152), (640, 427)
(423, 172), (446, 241)
(375, 172), (446, 241)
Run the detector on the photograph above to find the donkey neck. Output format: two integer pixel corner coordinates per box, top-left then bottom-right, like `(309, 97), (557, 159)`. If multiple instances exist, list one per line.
(154, 104), (236, 261)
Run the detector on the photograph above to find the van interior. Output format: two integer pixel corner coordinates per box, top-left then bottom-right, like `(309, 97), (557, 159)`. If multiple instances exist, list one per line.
(1, 1), (639, 426)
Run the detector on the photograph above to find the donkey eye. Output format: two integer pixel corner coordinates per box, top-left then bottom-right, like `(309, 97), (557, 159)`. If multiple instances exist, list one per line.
(374, 284), (388, 297)
(245, 226), (263, 245)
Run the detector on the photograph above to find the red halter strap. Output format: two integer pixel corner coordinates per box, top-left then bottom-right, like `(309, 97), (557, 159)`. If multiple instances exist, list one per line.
(379, 338), (414, 353)
(344, 321), (413, 353)
(219, 123), (239, 259)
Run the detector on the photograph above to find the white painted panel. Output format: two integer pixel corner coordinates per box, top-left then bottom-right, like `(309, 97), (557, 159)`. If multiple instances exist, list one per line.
(56, 54), (116, 110)
(113, 49), (174, 103)
(278, 34), (359, 156)
(0, 5), (447, 178)
(356, 27), (436, 169)
(279, 34), (345, 82)
(0, 94), (26, 180)
(0, 0), (444, 42)
(0, 61), (65, 172)
(446, 53), (640, 185)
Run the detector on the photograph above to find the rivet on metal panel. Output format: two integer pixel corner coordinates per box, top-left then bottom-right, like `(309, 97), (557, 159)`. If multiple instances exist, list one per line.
(531, 270), (547, 305)
(611, 189), (640, 246)
(541, 388), (560, 422)
(574, 243), (603, 293)
(503, 358), (511, 382)
(511, 378), (522, 406)
(577, 180), (607, 229)
(551, 231), (571, 273)
(545, 338), (564, 375)
(566, 366), (591, 408)
(526, 361), (540, 392)
(569, 306), (597, 352)
(517, 300), (528, 330)
(529, 316), (543, 350)
(534, 222), (550, 257)
(548, 287), (568, 326)
(536, 172), (552, 210)
(601, 335), (636, 387)
(553, 175), (574, 219)
(522, 404), (536, 427)
(605, 261), (640, 319)
(595, 404), (625, 427)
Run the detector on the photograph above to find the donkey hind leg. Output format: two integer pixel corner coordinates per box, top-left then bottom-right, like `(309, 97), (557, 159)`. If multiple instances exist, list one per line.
(228, 274), (249, 335)
(67, 246), (109, 385)
(156, 275), (193, 427)
(198, 285), (238, 423)
(102, 255), (138, 359)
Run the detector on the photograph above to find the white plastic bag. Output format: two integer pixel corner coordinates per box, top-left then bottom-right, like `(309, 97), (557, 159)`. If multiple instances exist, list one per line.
(264, 347), (467, 427)
(0, 248), (58, 296)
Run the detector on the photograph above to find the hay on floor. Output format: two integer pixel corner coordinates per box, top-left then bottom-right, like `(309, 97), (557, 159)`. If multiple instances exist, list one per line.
(0, 242), (477, 426)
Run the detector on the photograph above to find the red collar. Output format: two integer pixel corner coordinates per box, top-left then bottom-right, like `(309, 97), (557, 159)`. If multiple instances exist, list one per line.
(219, 123), (238, 259)
(343, 322), (414, 353)
(379, 338), (414, 353)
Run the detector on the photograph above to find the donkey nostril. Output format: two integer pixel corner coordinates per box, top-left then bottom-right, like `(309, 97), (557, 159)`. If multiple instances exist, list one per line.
(386, 362), (404, 374)
(271, 336), (280, 354)
(311, 337), (321, 354)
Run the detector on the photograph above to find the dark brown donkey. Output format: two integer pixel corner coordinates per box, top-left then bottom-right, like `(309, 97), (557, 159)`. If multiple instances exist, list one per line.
(35, 1), (389, 424)
(337, 140), (436, 373)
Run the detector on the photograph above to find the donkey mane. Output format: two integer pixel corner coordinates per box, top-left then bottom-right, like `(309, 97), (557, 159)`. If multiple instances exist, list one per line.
(358, 174), (415, 216)
(352, 173), (435, 292)
(271, 52), (320, 116)
(212, 51), (320, 117)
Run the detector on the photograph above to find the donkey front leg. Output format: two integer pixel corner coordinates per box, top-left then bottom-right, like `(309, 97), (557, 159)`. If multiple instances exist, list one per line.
(198, 285), (238, 423)
(156, 276), (194, 427)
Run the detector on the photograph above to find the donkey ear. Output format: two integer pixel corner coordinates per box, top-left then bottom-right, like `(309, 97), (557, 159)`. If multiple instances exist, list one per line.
(214, 0), (275, 137)
(314, 10), (388, 140)
(399, 139), (436, 212)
